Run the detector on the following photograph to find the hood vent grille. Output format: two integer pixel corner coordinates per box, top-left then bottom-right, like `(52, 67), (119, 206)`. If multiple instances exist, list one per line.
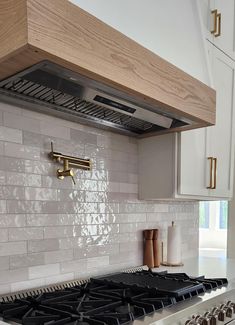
(0, 61), (189, 136)
(1, 78), (164, 134)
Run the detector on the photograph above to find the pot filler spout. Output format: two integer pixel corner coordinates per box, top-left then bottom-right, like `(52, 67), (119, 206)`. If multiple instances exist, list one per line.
(0, 61), (192, 136)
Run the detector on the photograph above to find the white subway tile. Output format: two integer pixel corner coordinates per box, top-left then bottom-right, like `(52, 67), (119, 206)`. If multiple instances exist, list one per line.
(45, 273), (74, 285)
(40, 121), (70, 140)
(9, 227), (43, 241)
(0, 284), (11, 295)
(0, 241), (27, 256)
(44, 226), (81, 239)
(60, 259), (87, 273)
(0, 256), (9, 270)
(44, 249), (73, 264)
(87, 256), (109, 269)
(4, 143), (40, 160)
(0, 268), (28, 284)
(0, 126), (22, 143)
(29, 263), (60, 279)
(0, 215), (26, 227)
(4, 112), (40, 133)
(6, 172), (41, 187)
(25, 187), (57, 201)
(0, 186), (25, 200)
(28, 239), (59, 253)
(10, 253), (44, 269)
(0, 229), (8, 242)
(11, 278), (45, 292)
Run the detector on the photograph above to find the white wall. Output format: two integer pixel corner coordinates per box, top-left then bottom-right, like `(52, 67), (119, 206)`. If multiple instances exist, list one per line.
(228, 161), (235, 258)
(70, 0), (210, 84)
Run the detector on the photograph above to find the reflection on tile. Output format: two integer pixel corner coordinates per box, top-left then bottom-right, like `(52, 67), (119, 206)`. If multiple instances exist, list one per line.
(5, 143), (40, 160)
(81, 225), (98, 236)
(98, 244), (119, 256)
(44, 226), (81, 239)
(57, 189), (85, 202)
(0, 215), (26, 228)
(85, 191), (106, 203)
(25, 160), (54, 175)
(98, 224), (119, 235)
(0, 187), (25, 200)
(0, 103), (199, 294)
(59, 237), (85, 250)
(7, 200), (43, 214)
(1, 157), (25, 172)
(25, 188), (57, 201)
(73, 246), (99, 259)
(6, 172), (41, 187)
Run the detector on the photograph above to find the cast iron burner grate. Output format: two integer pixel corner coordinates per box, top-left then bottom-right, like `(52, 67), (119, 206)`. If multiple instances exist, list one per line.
(0, 271), (228, 325)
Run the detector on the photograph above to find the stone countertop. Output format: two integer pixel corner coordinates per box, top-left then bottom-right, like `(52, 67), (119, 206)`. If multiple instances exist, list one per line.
(152, 256), (235, 281)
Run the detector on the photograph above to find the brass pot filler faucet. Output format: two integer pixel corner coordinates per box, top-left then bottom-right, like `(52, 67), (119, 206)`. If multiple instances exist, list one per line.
(48, 142), (92, 185)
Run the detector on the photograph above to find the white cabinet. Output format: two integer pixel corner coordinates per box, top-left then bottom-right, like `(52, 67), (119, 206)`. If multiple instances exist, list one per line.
(197, 0), (235, 58)
(205, 44), (235, 197)
(139, 43), (235, 200)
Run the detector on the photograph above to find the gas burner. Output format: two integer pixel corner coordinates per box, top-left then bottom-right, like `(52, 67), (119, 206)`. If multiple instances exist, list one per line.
(0, 271), (228, 325)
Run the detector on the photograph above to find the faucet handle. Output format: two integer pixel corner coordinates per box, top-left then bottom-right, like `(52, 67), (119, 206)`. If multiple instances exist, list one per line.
(71, 174), (76, 185)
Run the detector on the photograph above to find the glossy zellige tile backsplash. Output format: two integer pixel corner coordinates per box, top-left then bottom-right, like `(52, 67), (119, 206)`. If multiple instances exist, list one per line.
(0, 101), (199, 294)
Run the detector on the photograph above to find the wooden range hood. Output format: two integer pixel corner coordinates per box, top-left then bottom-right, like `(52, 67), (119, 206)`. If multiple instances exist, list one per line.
(0, 0), (216, 137)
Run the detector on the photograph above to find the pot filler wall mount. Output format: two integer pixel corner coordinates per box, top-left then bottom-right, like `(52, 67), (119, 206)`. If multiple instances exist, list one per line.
(0, 60), (196, 137)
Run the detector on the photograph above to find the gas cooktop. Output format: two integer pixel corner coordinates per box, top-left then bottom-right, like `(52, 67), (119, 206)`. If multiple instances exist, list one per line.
(0, 270), (228, 325)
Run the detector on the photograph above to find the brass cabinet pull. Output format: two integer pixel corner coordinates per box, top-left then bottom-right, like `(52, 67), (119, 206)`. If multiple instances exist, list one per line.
(212, 157), (217, 189)
(207, 157), (214, 189)
(211, 9), (221, 37)
(215, 13), (221, 37)
(211, 10), (218, 34)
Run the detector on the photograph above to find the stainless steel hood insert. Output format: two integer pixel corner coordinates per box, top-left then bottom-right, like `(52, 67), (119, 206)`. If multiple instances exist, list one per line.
(0, 61), (190, 136)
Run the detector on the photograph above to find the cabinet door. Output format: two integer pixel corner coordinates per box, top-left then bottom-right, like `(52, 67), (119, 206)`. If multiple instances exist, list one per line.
(206, 44), (235, 198)
(197, 0), (215, 42)
(178, 128), (210, 197)
(210, 0), (235, 57)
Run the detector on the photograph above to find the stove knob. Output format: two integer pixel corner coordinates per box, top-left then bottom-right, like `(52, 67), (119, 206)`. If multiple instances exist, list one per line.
(217, 309), (226, 321)
(224, 306), (233, 318)
(208, 314), (218, 325)
(204, 312), (217, 325)
(226, 301), (235, 313)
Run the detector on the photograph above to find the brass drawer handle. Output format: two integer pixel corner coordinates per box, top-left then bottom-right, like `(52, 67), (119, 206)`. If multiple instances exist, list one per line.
(207, 157), (213, 189)
(215, 13), (221, 37)
(211, 10), (221, 37)
(212, 157), (217, 189)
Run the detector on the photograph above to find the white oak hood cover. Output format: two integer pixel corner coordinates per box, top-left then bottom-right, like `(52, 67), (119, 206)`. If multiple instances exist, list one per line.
(0, 0), (216, 137)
